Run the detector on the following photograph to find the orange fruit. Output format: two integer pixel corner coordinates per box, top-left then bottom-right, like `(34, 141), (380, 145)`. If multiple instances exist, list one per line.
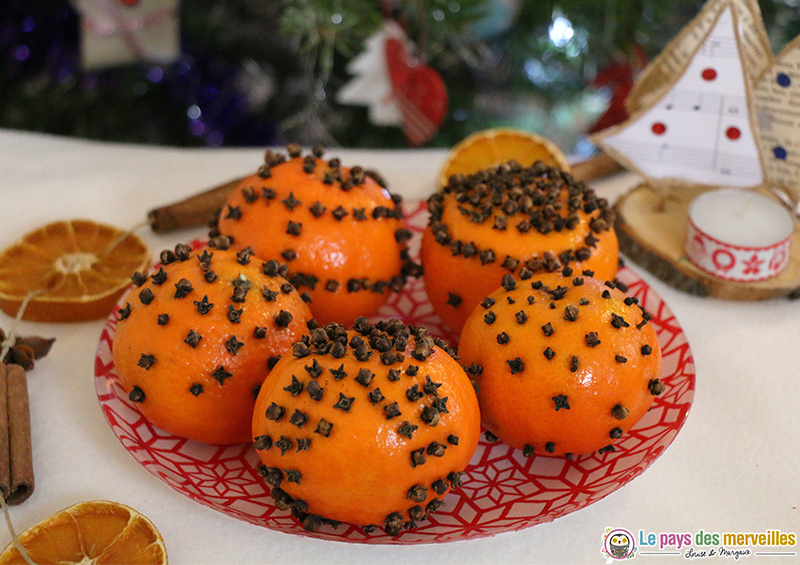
(251, 319), (480, 534)
(458, 270), (662, 457)
(0, 500), (167, 564)
(0, 220), (150, 322)
(421, 160), (618, 333)
(112, 241), (314, 445)
(437, 128), (571, 188)
(215, 145), (420, 327)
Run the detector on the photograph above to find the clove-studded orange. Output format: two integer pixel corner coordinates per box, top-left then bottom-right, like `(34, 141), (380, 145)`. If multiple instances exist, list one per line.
(215, 145), (421, 327)
(112, 241), (314, 445)
(458, 270), (662, 458)
(251, 319), (480, 535)
(421, 160), (618, 332)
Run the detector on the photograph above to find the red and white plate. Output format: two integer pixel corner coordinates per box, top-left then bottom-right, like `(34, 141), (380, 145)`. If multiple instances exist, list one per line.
(94, 203), (695, 544)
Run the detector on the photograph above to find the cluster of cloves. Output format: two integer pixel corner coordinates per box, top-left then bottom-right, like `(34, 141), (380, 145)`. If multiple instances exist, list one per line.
(255, 465), (340, 533)
(0, 329), (54, 371)
(443, 160), (614, 225)
(427, 161), (614, 285)
(257, 144), (387, 193)
(284, 318), (458, 365)
(360, 468), (465, 536)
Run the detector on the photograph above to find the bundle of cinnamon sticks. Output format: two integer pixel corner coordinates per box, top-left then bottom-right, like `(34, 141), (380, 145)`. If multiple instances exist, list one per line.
(0, 334), (54, 505)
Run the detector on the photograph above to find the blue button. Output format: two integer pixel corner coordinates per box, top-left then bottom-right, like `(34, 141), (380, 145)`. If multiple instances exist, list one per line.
(777, 73), (791, 87)
(773, 146), (788, 160)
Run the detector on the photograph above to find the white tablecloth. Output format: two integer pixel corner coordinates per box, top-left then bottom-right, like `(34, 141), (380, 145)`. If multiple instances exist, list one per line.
(0, 129), (796, 564)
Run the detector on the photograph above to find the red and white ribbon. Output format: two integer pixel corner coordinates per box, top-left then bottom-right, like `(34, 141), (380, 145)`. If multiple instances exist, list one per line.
(685, 189), (793, 282)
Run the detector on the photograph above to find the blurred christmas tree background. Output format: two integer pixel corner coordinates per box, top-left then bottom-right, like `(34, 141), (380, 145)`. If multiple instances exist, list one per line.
(1, 0), (797, 153)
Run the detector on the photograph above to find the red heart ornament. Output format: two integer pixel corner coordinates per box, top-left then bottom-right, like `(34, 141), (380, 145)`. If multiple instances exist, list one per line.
(385, 37), (448, 146)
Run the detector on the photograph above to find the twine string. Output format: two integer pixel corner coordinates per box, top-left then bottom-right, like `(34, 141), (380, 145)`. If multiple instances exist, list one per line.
(99, 220), (148, 259)
(0, 496), (35, 565)
(0, 290), (46, 363)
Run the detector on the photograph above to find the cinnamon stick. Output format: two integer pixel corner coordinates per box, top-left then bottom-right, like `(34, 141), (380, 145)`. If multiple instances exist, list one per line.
(0, 364), (33, 505)
(0, 368), (8, 502)
(148, 176), (244, 234)
(570, 152), (623, 183)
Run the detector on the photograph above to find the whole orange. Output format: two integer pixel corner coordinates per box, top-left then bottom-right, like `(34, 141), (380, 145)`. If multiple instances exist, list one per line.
(421, 161), (618, 332)
(251, 319), (480, 534)
(113, 242), (313, 445)
(458, 270), (662, 457)
(215, 146), (419, 326)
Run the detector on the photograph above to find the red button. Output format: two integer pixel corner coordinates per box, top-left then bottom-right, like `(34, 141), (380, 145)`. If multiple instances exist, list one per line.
(726, 127), (741, 140)
(652, 122), (667, 135)
(702, 68), (717, 81)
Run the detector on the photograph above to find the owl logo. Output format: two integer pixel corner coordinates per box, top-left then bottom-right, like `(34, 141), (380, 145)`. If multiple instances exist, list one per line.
(602, 528), (637, 560)
(609, 533), (631, 557)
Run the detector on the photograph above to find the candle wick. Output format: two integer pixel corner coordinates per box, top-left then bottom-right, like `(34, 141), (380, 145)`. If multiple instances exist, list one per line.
(736, 198), (753, 218)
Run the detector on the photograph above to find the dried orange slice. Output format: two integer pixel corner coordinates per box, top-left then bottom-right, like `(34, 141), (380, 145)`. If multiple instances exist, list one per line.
(0, 220), (150, 322)
(437, 128), (571, 188)
(0, 500), (167, 564)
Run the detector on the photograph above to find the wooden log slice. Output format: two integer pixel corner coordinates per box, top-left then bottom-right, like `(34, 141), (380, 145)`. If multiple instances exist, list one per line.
(614, 183), (800, 300)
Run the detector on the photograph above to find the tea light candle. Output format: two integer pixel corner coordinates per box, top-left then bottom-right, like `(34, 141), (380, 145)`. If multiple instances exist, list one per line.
(685, 188), (794, 282)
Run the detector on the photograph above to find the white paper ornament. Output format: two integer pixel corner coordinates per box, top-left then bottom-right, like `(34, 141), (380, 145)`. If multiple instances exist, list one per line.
(754, 36), (800, 207)
(596, 6), (764, 188)
(337, 22), (404, 127)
